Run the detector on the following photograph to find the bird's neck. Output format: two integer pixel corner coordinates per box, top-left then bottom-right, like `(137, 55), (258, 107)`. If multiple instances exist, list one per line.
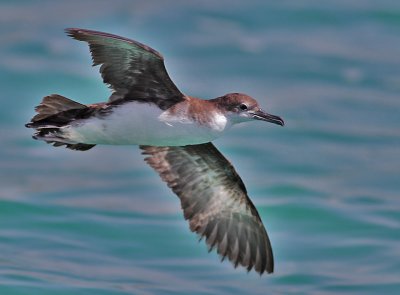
(160, 97), (232, 133)
(187, 97), (232, 132)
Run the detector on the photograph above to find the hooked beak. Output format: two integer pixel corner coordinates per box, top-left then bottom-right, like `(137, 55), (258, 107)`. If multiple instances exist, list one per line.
(252, 110), (285, 126)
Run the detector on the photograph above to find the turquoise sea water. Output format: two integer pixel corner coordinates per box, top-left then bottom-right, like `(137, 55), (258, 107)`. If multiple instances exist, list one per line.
(1, 0), (400, 294)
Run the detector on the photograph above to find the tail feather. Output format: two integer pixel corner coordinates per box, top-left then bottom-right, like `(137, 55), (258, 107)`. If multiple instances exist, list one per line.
(26, 94), (96, 151)
(32, 94), (86, 122)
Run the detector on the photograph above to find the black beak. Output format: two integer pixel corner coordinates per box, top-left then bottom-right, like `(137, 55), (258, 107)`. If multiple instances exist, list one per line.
(252, 110), (285, 126)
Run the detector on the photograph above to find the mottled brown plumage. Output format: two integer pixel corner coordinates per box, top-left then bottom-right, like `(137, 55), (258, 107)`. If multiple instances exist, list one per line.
(65, 28), (186, 110)
(141, 143), (274, 274)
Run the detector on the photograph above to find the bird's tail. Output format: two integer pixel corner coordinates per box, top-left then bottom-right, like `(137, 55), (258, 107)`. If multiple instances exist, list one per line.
(25, 94), (96, 151)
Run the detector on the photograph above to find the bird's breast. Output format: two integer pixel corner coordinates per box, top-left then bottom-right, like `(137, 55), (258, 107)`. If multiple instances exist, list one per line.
(67, 101), (230, 146)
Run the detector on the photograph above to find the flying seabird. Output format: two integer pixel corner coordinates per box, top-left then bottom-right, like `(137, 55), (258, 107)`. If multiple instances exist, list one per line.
(26, 28), (284, 275)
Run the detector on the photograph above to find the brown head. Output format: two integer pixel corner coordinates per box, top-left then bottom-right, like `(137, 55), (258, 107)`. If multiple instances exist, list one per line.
(211, 93), (284, 126)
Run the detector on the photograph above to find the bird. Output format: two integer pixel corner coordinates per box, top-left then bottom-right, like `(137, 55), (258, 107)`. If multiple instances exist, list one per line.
(26, 28), (284, 275)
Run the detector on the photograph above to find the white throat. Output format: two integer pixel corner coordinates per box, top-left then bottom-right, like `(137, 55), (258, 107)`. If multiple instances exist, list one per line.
(209, 112), (229, 132)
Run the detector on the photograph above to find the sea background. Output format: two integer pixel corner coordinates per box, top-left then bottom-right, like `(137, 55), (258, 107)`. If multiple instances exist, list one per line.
(1, 0), (399, 294)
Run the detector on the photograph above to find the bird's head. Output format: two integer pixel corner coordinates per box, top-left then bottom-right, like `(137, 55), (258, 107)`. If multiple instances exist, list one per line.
(213, 93), (284, 126)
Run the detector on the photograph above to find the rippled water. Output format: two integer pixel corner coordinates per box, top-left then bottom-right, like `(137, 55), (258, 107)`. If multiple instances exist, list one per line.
(1, 0), (400, 294)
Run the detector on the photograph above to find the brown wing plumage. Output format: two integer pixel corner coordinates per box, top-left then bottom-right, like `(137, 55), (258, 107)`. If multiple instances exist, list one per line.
(141, 143), (274, 274)
(65, 28), (186, 110)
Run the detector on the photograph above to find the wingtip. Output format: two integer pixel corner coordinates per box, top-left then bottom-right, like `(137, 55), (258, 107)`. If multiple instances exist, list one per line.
(65, 28), (95, 40)
(64, 28), (80, 41)
(65, 27), (78, 36)
(65, 28), (87, 40)
(63, 27), (165, 60)
(265, 264), (274, 275)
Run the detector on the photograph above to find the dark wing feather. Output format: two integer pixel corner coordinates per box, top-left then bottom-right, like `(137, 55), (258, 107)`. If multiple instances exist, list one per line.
(65, 28), (185, 110)
(141, 143), (274, 274)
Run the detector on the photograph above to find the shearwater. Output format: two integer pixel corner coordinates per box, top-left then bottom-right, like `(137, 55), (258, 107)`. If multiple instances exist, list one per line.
(26, 28), (284, 275)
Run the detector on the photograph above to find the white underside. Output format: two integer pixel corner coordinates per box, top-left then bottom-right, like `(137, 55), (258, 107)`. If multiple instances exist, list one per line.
(63, 102), (231, 146)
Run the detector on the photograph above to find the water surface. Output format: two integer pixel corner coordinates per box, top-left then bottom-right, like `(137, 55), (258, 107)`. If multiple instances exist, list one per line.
(1, 1), (400, 294)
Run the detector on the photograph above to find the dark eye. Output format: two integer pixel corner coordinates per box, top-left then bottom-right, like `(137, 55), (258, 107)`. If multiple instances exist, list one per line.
(239, 103), (248, 111)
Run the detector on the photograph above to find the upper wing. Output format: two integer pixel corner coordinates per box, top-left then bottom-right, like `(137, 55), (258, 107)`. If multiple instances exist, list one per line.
(141, 143), (274, 274)
(66, 28), (186, 110)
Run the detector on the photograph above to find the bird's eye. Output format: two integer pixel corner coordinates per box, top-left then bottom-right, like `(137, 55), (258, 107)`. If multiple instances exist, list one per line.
(239, 103), (248, 111)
